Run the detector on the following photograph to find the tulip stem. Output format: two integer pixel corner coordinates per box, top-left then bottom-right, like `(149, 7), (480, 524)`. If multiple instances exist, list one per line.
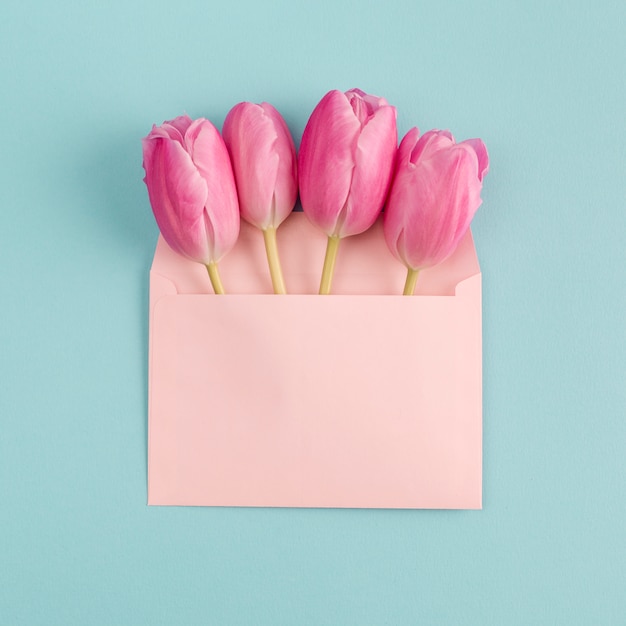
(319, 235), (341, 295)
(206, 262), (225, 295)
(403, 268), (420, 295)
(262, 227), (287, 294)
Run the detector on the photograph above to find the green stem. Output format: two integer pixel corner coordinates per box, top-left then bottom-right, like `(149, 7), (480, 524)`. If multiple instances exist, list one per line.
(319, 235), (341, 295)
(403, 268), (419, 295)
(206, 262), (225, 295)
(262, 227), (287, 294)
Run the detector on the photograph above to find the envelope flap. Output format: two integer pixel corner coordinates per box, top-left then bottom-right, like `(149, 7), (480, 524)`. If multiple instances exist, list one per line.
(149, 213), (480, 296)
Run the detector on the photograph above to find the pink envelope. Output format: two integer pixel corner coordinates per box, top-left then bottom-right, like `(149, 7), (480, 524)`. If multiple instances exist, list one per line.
(148, 214), (482, 508)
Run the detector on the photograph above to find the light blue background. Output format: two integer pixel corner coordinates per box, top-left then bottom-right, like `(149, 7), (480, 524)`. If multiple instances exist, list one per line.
(1, 0), (624, 623)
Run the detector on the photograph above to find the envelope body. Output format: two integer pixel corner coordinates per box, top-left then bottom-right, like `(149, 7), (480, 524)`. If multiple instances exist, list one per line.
(148, 214), (482, 509)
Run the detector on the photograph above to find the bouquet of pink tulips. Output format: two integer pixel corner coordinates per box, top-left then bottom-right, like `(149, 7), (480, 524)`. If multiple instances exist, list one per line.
(142, 89), (488, 295)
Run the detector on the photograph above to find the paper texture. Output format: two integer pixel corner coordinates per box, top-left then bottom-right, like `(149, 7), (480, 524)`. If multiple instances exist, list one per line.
(148, 213), (482, 508)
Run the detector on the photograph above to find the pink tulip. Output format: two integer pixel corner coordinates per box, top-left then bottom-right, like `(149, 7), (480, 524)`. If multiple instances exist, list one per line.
(383, 128), (489, 295)
(298, 88), (397, 293)
(142, 114), (240, 294)
(223, 102), (297, 293)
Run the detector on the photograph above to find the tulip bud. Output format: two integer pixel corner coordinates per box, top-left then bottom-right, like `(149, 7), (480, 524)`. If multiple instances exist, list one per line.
(298, 88), (397, 294)
(223, 102), (297, 294)
(142, 115), (240, 294)
(383, 128), (489, 295)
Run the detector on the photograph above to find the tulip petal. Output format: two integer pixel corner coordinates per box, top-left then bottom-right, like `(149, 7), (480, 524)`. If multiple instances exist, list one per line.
(347, 91), (373, 128)
(299, 90), (361, 236)
(146, 114), (194, 144)
(395, 127), (420, 169)
(144, 136), (211, 262)
(339, 104), (397, 237)
(463, 138), (490, 182)
(261, 102), (298, 227)
(408, 129), (455, 165)
(163, 114), (194, 139)
(141, 135), (159, 180)
(345, 88), (389, 118)
(223, 103), (280, 229)
(383, 163), (414, 268)
(185, 118), (240, 262)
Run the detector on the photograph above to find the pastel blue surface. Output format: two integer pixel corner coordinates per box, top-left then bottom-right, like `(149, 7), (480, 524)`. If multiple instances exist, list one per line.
(1, 0), (624, 623)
